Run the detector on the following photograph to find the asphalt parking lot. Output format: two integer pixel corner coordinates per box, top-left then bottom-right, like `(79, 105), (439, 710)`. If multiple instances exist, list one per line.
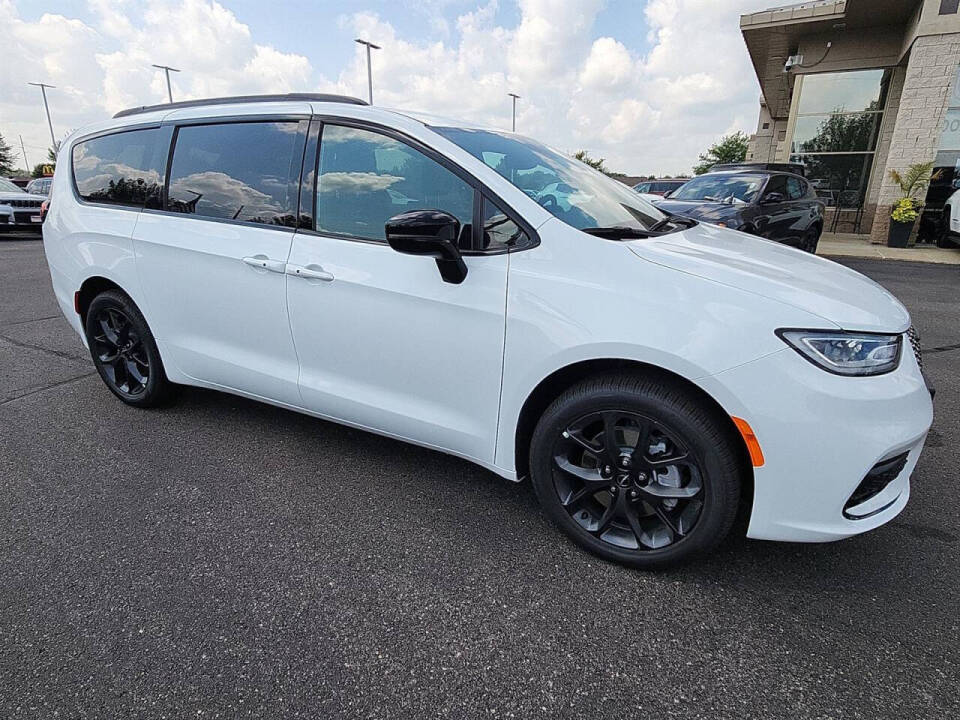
(1, 235), (958, 718)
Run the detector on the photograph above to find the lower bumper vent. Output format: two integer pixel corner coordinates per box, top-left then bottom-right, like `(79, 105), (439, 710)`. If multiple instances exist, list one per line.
(843, 452), (909, 518)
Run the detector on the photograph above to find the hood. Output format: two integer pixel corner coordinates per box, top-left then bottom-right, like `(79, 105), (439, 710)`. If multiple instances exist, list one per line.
(0, 191), (45, 202)
(627, 223), (910, 333)
(654, 199), (743, 224)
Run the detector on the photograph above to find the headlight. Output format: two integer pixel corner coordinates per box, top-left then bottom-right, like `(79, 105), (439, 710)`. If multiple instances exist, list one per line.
(776, 329), (902, 376)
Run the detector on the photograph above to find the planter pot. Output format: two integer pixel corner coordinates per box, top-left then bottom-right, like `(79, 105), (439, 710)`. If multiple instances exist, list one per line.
(887, 218), (915, 248)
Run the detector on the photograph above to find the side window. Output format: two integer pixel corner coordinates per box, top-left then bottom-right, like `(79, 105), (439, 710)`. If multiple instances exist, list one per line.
(167, 121), (301, 226)
(482, 196), (529, 251)
(316, 124), (474, 242)
(763, 175), (788, 200)
(72, 128), (164, 208)
(635, 183), (650, 193)
(786, 176), (805, 200)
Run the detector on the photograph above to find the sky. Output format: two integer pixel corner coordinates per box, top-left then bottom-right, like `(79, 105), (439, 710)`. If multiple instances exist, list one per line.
(1, 0), (769, 176)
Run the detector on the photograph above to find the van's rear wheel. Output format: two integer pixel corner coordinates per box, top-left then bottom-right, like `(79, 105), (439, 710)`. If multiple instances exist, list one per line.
(529, 373), (743, 569)
(84, 290), (175, 408)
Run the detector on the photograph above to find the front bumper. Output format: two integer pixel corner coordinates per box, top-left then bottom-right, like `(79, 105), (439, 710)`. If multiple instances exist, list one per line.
(699, 339), (933, 543)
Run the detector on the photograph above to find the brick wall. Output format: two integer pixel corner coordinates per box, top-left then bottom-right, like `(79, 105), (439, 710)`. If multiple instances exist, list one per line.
(870, 32), (960, 244)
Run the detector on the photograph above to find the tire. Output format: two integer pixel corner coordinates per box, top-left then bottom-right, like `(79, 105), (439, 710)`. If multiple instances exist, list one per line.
(936, 209), (953, 249)
(84, 290), (176, 408)
(529, 373), (743, 569)
(802, 226), (820, 254)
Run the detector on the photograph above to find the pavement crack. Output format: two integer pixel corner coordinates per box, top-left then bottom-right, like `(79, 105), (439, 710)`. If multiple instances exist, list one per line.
(0, 371), (97, 407)
(0, 314), (59, 328)
(925, 343), (960, 356)
(0, 332), (88, 364)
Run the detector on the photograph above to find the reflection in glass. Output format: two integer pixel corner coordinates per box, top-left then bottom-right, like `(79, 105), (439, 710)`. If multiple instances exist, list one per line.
(790, 153), (874, 205)
(167, 122), (300, 226)
(669, 174), (764, 204)
(433, 127), (665, 232)
(72, 129), (163, 208)
(797, 69), (890, 115)
(482, 196), (528, 250)
(791, 113), (882, 154)
(316, 125), (474, 241)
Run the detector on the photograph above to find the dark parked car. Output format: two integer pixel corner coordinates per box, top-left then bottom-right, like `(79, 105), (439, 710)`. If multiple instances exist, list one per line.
(632, 178), (688, 196)
(652, 169), (825, 253)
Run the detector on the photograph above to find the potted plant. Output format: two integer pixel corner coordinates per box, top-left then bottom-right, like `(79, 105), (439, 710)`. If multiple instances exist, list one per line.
(887, 162), (940, 247)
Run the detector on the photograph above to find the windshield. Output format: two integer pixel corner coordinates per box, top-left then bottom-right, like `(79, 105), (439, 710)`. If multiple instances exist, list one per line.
(432, 127), (666, 231)
(668, 174), (763, 204)
(0, 178), (24, 193)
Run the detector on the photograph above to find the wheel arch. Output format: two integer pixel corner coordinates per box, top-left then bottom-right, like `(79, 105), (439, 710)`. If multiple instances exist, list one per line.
(76, 275), (126, 323)
(512, 358), (754, 510)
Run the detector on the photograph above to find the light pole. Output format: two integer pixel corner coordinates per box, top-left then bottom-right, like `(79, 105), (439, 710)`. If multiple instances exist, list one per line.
(151, 64), (180, 103)
(19, 136), (30, 172)
(508, 92), (520, 132)
(354, 39), (381, 104)
(28, 82), (58, 151)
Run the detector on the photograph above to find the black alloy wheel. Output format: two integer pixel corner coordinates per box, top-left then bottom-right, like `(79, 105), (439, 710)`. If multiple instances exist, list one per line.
(85, 290), (175, 407)
(90, 306), (151, 397)
(552, 410), (704, 550)
(530, 373), (743, 568)
(802, 227), (820, 254)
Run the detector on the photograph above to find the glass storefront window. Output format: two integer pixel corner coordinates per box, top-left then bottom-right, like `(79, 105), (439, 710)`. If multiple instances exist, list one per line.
(924, 64), (960, 211)
(788, 69), (892, 208)
(791, 113), (883, 154)
(790, 153), (875, 207)
(796, 69), (890, 114)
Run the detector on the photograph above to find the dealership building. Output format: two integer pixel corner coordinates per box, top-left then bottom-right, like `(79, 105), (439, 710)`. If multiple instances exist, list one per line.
(741, 0), (960, 243)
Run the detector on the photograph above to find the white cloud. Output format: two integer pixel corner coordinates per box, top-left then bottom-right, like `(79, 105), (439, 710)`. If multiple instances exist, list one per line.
(0, 0), (764, 176)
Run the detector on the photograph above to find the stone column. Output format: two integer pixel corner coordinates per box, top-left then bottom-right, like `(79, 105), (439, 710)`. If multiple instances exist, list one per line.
(869, 33), (960, 244)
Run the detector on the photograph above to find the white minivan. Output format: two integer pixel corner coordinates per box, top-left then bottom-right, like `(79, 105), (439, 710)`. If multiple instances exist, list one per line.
(43, 94), (933, 568)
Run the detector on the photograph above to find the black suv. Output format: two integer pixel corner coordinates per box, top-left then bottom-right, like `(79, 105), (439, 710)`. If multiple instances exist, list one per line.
(654, 166), (825, 253)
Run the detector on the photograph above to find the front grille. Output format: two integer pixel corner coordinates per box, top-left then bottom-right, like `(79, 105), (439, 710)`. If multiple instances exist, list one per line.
(844, 451), (909, 517)
(13, 211), (40, 224)
(9, 199), (42, 208)
(907, 326), (923, 370)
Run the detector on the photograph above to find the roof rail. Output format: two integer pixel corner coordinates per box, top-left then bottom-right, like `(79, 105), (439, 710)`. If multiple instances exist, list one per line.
(113, 93), (368, 119)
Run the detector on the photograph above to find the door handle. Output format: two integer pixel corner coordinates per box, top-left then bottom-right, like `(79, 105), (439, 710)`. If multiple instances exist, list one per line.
(286, 263), (335, 282)
(242, 255), (286, 273)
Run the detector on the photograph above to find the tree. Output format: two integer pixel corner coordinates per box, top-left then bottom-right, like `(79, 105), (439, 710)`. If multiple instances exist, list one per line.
(47, 146), (58, 163)
(573, 150), (608, 174)
(693, 131), (749, 175)
(0, 133), (16, 175)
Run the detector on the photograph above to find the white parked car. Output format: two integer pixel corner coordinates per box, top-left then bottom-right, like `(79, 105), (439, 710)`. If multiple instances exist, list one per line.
(938, 185), (960, 247)
(43, 94), (933, 568)
(0, 177), (45, 232)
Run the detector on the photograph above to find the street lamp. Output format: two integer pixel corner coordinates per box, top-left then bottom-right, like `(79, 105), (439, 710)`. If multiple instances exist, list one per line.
(508, 92), (521, 132)
(151, 64), (181, 103)
(354, 39), (381, 104)
(27, 82), (58, 151)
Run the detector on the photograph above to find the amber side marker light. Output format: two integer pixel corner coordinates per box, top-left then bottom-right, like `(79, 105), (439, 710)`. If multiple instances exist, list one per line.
(731, 416), (765, 467)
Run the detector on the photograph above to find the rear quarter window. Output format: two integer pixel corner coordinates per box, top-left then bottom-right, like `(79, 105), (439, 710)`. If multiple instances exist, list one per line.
(72, 128), (164, 208)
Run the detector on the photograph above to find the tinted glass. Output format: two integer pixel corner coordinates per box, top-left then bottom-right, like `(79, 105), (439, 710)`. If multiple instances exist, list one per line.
(786, 176), (805, 200)
(634, 182), (651, 192)
(670, 174), (765, 204)
(482, 196), (528, 251)
(791, 153), (875, 205)
(791, 113), (882, 154)
(763, 175), (787, 199)
(72, 128), (163, 208)
(167, 122), (300, 226)
(434, 126), (665, 232)
(797, 69), (890, 114)
(317, 124), (474, 241)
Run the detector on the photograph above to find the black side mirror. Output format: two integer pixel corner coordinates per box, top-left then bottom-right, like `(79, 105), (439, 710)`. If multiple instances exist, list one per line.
(762, 192), (785, 204)
(662, 190), (673, 199)
(385, 210), (468, 284)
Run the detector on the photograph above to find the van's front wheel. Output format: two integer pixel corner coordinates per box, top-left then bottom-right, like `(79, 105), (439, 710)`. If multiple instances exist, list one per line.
(84, 290), (175, 408)
(529, 373), (743, 569)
